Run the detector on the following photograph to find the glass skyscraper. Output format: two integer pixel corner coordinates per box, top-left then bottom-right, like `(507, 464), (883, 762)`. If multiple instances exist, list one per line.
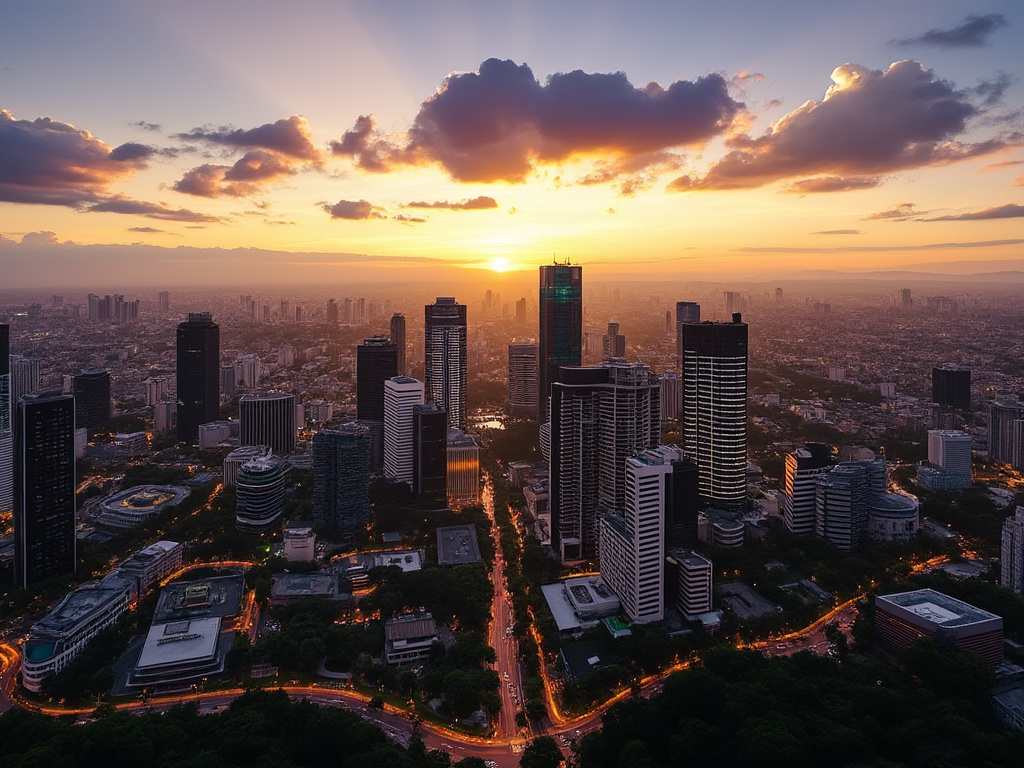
(538, 264), (582, 422)
(176, 313), (220, 442)
(424, 297), (467, 431)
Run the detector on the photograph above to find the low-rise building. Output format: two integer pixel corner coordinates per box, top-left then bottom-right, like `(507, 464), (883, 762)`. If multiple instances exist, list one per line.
(119, 540), (184, 592)
(283, 520), (316, 562)
(384, 612), (439, 664)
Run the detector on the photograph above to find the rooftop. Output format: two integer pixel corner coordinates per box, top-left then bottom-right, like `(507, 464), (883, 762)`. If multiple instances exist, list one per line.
(877, 588), (1001, 630)
(136, 616), (222, 670)
(436, 524), (481, 565)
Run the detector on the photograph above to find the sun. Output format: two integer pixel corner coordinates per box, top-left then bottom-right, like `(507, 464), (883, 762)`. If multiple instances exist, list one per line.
(488, 257), (511, 272)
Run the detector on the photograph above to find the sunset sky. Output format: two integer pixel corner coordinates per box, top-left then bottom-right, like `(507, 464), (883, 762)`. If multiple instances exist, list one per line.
(1, 1), (1022, 287)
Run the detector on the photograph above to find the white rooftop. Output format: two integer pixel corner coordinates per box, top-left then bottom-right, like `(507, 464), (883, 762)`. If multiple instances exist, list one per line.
(136, 616), (222, 670)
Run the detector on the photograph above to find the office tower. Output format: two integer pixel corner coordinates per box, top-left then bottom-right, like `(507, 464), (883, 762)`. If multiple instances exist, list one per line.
(220, 366), (237, 399)
(659, 371), (680, 422)
(14, 390), (76, 588)
(775, 287), (784, 304)
(153, 401), (174, 435)
(10, 355), (40, 404)
(357, 335), (399, 422)
(158, 290), (170, 313)
(516, 298), (527, 323)
(665, 310), (673, 336)
(653, 445), (700, 549)
(176, 313), (219, 442)
(781, 443), (834, 535)
(989, 400), (1024, 467)
(326, 298), (339, 324)
(411, 404), (447, 505)
(724, 291), (743, 317)
(926, 430), (972, 488)
(383, 377), (425, 486)
(1002, 507), (1024, 598)
(313, 423), (371, 536)
(278, 344), (296, 367)
(549, 361), (660, 560)
(355, 297), (366, 322)
(424, 297), (468, 431)
(932, 364), (971, 411)
(240, 392), (296, 455)
(445, 426), (478, 508)
(538, 264), (582, 422)
(666, 549), (713, 619)
(235, 451), (286, 532)
(674, 301), (700, 366)
(900, 288), (912, 307)
(238, 353), (262, 387)
(0, 324), (10, 515)
(508, 343), (540, 418)
(814, 458), (884, 552)
(144, 378), (167, 406)
(72, 369), (111, 434)
(602, 321), (626, 360)
(390, 313), (407, 376)
(680, 314), (748, 508)
(583, 330), (603, 359)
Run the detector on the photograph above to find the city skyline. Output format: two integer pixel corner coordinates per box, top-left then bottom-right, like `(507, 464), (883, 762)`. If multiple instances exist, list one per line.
(1, 2), (1022, 288)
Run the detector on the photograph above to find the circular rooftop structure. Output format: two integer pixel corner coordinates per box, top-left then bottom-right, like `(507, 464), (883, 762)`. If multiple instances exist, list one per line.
(97, 485), (191, 529)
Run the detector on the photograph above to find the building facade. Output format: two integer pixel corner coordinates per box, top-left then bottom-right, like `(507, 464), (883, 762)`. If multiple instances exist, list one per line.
(390, 313), (407, 377)
(383, 376), (425, 486)
(239, 391), (296, 455)
(539, 264), (582, 422)
(176, 313), (219, 442)
(312, 423), (371, 536)
(72, 369), (111, 433)
(781, 443), (834, 535)
(932, 364), (971, 411)
(445, 427), (478, 508)
(508, 342), (540, 418)
(424, 297), (468, 431)
(235, 452), (287, 532)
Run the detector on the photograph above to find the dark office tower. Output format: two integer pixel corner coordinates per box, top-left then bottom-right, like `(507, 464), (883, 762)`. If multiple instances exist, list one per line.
(0, 325), (10, 515)
(72, 369), (111, 434)
(675, 301), (701, 367)
(176, 313), (220, 443)
(665, 454), (700, 548)
(14, 391), (76, 588)
(158, 290), (170, 313)
(390, 313), (407, 376)
(933, 364), (971, 411)
(508, 343), (539, 417)
(549, 361), (659, 561)
(220, 366), (237, 399)
(240, 392), (296, 455)
(516, 298), (528, 323)
(539, 264), (582, 422)
(357, 335), (398, 422)
(602, 322), (626, 360)
(413, 403), (447, 506)
(326, 298), (339, 324)
(900, 288), (912, 307)
(425, 297), (468, 431)
(681, 314), (748, 508)
(312, 423), (371, 536)
(775, 287), (784, 304)
(665, 310), (672, 336)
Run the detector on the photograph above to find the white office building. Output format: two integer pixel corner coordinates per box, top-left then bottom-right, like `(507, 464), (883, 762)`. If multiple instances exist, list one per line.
(667, 548), (713, 618)
(926, 429), (972, 489)
(383, 376), (425, 486)
(781, 444), (833, 535)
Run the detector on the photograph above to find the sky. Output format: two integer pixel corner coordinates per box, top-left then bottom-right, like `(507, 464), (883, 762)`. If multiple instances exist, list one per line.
(1, 1), (1022, 288)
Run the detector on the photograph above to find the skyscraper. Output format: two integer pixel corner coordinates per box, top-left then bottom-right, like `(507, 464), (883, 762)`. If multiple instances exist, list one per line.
(781, 443), (834, 535)
(926, 430), (972, 489)
(507, 343), (539, 418)
(411, 404), (447, 505)
(445, 426), (478, 508)
(239, 392), (296, 455)
(158, 291), (170, 313)
(10, 355), (40, 405)
(390, 313), (407, 376)
(235, 451), (286, 532)
(932, 364), (971, 411)
(313, 423), (371, 536)
(538, 264), (582, 422)
(549, 361), (660, 560)
(602, 322), (626, 360)
(989, 400), (1024, 467)
(383, 377), (425, 486)
(814, 457), (886, 552)
(14, 390), (76, 588)
(680, 314), (748, 508)
(424, 297), (468, 431)
(674, 301), (700, 368)
(0, 324), (11, 515)
(176, 313), (219, 442)
(72, 369), (111, 434)
(1002, 506), (1024, 599)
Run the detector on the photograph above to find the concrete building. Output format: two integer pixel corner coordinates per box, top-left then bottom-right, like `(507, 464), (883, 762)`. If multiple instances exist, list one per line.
(989, 400), (1024, 467)
(240, 392), (296, 455)
(235, 451), (287, 532)
(666, 548), (713, 619)
(446, 428), (479, 508)
(384, 612), (439, 665)
(507, 342), (540, 418)
(867, 493), (920, 542)
(1002, 507), (1024, 599)
(390, 313), (407, 377)
(382, 376), (424, 486)
(781, 443), (834, 536)
(119, 540), (184, 592)
(198, 419), (238, 451)
(815, 461), (871, 552)
(659, 371), (680, 422)
(222, 444), (269, 487)
(283, 520), (316, 561)
(602, 321), (626, 360)
(96, 485), (190, 529)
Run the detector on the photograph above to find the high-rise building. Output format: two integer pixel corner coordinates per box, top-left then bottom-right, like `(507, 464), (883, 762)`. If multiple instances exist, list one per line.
(539, 264), (582, 422)
(383, 377), (424, 486)
(989, 400), (1024, 467)
(666, 549), (713, 619)
(390, 314), (407, 377)
(10, 355), (40, 405)
(176, 313), (219, 442)
(312, 423), (371, 536)
(357, 336), (398, 422)
(1001, 506), (1024, 598)
(675, 301), (700, 366)
(219, 366), (237, 399)
(0, 324), (10, 515)
(900, 288), (912, 308)
(238, 353), (262, 387)
(239, 392), (296, 455)
(14, 390), (76, 588)
(814, 457), (885, 552)
(781, 443), (834, 535)
(724, 291), (744, 317)
(602, 322), (626, 360)
(412, 404), (447, 504)
(507, 343), (539, 418)
(72, 369), (111, 434)
(928, 430), (972, 484)
(326, 298), (339, 324)
(659, 371), (680, 422)
(680, 315), (748, 507)
(424, 297), (468, 431)
(932, 364), (971, 411)
(158, 291), (170, 313)
(549, 361), (660, 560)
(235, 451), (286, 532)
(515, 298), (528, 323)
(445, 426), (478, 508)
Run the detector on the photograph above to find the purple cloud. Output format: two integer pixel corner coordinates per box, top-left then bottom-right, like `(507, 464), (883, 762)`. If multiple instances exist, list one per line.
(86, 196), (222, 222)
(782, 176), (882, 194)
(405, 195), (498, 210)
(175, 115), (320, 161)
(922, 203), (1024, 221)
(322, 199), (386, 220)
(894, 14), (1008, 48)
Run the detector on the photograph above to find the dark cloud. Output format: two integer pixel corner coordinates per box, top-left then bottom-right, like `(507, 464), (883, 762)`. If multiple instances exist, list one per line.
(971, 72), (1014, 107)
(405, 195), (498, 210)
(173, 149), (299, 198)
(922, 203), (1024, 221)
(175, 115), (320, 161)
(86, 195), (222, 222)
(0, 109), (151, 207)
(812, 229), (861, 235)
(392, 214), (427, 224)
(127, 226), (164, 233)
(130, 121), (162, 132)
(173, 164), (224, 197)
(864, 203), (919, 221)
(782, 176), (882, 194)
(334, 58), (743, 183)
(894, 14), (1008, 48)
(322, 199), (386, 220)
(670, 61), (1007, 192)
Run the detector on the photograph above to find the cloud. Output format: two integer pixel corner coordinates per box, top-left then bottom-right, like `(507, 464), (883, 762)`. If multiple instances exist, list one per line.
(0, 109), (153, 207)
(175, 115), (320, 161)
(130, 121), (162, 132)
(86, 195), (222, 222)
(322, 199), (387, 220)
(738, 238), (1024, 254)
(893, 14), (1008, 48)
(864, 202), (919, 221)
(392, 214), (427, 224)
(979, 160), (1024, 172)
(405, 195), (498, 210)
(922, 203), (1024, 221)
(333, 58), (743, 184)
(812, 229), (861, 235)
(670, 61), (1012, 193)
(127, 226), (164, 233)
(21, 231), (59, 245)
(782, 176), (882, 194)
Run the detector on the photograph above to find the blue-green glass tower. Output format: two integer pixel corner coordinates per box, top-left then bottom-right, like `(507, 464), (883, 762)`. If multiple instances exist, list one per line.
(539, 263), (582, 421)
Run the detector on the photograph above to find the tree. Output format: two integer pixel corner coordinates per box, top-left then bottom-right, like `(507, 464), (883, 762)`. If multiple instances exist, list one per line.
(520, 736), (564, 768)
